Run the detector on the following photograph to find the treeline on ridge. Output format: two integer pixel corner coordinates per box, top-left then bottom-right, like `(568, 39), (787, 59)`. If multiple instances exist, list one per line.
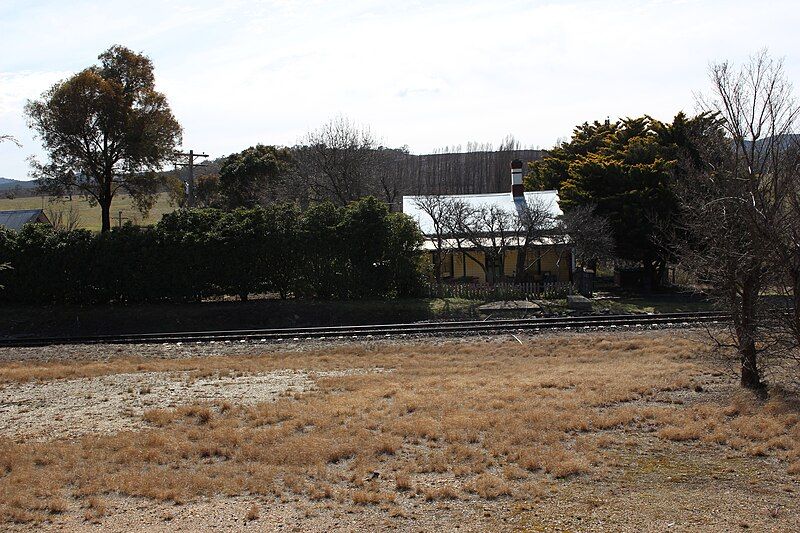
(165, 144), (544, 212)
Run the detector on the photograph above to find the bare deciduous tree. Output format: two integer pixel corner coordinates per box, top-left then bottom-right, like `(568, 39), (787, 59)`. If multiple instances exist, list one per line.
(46, 200), (82, 232)
(412, 194), (454, 281)
(676, 50), (800, 390)
(511, 196), (560, 281)
(0, 135), (21, 147)
(560, 204), (615, 270)
(462, 204), (516, 282)
(441, 199), (485, 278)
(415, 141), (540, 195)
(296, 116), (380, 206)
(419, 195), (560, 283)
(296, 121), (541, 205)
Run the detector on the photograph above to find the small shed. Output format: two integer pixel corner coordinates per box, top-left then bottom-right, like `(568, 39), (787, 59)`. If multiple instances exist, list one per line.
(0, 209), (51, 232)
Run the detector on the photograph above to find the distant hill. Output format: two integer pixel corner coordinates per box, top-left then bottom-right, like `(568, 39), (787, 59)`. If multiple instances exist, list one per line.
(0, 177), (36, 187)
(0, 178), (38, 197)
(742, 133), (800, 152)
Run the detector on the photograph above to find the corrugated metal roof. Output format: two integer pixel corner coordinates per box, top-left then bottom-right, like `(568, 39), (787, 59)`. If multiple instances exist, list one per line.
(420, 236), (561, 251)
(402, 190), (563, 235)
(0, 209), (48, 231)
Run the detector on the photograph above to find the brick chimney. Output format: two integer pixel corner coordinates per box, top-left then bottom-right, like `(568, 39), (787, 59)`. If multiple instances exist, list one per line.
(511, 159), (524, 198)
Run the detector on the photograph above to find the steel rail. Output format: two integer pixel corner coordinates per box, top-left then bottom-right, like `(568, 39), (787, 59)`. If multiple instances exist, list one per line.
(0, 311), (729, 348)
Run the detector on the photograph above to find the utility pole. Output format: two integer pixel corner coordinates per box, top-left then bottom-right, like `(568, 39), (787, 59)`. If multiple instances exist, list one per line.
(174, 149), (209, 208)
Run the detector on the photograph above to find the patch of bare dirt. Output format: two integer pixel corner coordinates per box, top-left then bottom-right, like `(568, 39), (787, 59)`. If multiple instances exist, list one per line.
(0, 368), (387, 441)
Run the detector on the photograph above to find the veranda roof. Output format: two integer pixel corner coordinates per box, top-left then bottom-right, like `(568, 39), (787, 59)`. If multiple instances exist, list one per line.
(420, 236), (563, 251)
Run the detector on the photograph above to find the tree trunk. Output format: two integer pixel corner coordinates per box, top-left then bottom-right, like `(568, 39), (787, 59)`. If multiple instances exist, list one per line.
(791, 269), (800, 349)
(737, 276), (763, 390)
(100, 173), (113, 233)
(514, 246), (528, 282)
(100, 200), (111, 233)
(739, 336), (762, 390)
(655, 260), (667, 290)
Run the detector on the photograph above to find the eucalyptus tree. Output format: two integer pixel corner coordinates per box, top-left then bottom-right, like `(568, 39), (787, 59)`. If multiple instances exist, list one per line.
(26, 45), (182, 232)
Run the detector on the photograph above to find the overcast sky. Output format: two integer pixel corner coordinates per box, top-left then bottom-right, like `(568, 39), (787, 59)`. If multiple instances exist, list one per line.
(1, 0), (798, 180)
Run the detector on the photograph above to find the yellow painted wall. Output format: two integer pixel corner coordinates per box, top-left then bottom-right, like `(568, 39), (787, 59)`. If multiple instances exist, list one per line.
(539, 248), (571, 281)
(436, 246), (572, 283)
(503, 250), (518, 277)
(453, 251), (487, 280)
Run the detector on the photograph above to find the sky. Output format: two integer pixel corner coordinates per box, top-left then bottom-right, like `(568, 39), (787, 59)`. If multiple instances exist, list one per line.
(1, 0), (799, 180)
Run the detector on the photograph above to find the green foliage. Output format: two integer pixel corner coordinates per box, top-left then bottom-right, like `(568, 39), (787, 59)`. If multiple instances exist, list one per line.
(213, 205), (301, 300)
(340, 197), (392, 297)
(92, 224), (159, 302)
(262, 204), (303, 298)
(219, 145), (294, 208)
(526, 113), (715, 287)
(1, 224), (93, 302)
(196, 174), (221, 207)
(526, 120), (618, 191)
(0, 197), (425, 304)
(291, 198), (427, 299)
(296, 201), (346, 299)
(386, 211), (427, 298)
(153, 209), (221, 301)
(0, 229), (16, 291)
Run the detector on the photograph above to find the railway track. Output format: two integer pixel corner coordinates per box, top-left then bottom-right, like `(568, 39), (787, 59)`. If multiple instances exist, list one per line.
(0, 311), (728, 348)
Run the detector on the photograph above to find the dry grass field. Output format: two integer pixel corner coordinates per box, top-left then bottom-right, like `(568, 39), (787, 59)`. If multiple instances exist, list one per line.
(0, 193), (175, 232)
(0, 331), (798, 531)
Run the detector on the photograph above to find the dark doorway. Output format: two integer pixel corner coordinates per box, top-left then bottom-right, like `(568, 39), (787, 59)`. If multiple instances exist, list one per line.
(485, 254), (503, 284)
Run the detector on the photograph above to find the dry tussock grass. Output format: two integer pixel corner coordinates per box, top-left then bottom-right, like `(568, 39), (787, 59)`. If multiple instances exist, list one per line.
(465, 473), (512, 499)
(245, 503), (259, 521)
(1, 332), (799, 524)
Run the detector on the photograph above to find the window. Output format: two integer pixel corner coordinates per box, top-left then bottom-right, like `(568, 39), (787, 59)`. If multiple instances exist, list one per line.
(437, 252), (454, 278)
(442, 253), (453, 278)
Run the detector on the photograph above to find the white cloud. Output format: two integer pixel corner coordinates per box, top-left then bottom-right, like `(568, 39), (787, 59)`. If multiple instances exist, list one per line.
(0, 70), (71, 178)
(0, 71), (70, 113)
(1, 0), (799, 179)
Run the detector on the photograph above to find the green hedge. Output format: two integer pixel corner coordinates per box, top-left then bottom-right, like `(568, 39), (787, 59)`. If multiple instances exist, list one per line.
(0, 197), (426, 304)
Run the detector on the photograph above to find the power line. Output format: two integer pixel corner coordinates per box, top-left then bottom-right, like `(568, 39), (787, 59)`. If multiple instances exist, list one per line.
(174, 149), (209, 208)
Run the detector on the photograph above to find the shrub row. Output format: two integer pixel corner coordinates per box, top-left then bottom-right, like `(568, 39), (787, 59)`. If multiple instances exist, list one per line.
(0, 197), (427, 304)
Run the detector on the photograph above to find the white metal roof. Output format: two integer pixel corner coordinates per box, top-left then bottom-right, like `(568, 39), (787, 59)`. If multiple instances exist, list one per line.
(402, 190), (563, 236)
(420, 236), (561, 251)
(0, 209), (48, 232)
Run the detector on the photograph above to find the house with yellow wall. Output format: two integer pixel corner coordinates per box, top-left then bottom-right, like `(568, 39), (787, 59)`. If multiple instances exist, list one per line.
(402, 160), (573, 284)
